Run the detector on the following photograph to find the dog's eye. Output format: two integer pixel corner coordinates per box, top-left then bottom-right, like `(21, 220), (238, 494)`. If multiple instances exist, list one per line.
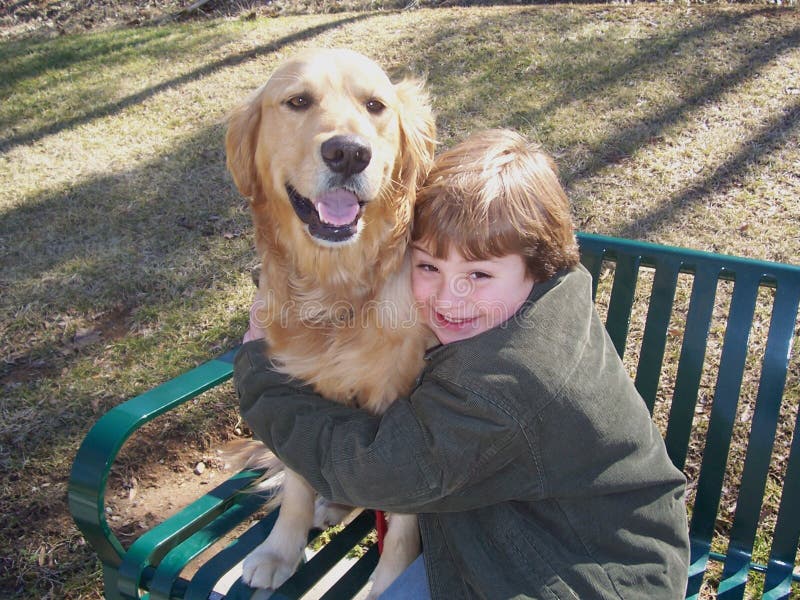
(365, 99), (385, 114)
(286, 95), (312, 110)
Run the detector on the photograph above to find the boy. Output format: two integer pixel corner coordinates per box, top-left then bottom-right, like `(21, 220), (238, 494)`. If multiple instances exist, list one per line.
(235, 129), (690, 598)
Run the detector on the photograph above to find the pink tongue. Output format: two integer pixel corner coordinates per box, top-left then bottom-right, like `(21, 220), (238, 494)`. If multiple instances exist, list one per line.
(315, 190), (360, 226)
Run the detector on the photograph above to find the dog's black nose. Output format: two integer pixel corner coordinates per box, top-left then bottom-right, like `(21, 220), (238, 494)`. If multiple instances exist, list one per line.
(321, 136), (372, 177)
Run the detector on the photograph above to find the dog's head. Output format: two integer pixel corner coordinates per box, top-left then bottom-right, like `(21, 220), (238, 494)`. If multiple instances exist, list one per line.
(226, 49), (435, 253)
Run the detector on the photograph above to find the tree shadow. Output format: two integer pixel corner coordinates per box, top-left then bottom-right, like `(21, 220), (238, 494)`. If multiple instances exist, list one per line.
(3, 5), (797, 432)
(1, 123), (247, 365)
(2, 13), (395, 477)
(560, 25), (800, 190)
(0, 126), (254, 539)
(0, 25), (177, 93)
(0, 12), (374, 152)
(426, 6), (783, 140)
(413, 6), (797, 242)
(616, 96), (800, 245)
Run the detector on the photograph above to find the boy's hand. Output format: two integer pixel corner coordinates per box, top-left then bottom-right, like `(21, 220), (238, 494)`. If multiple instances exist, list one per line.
(243, 298), (267, 343)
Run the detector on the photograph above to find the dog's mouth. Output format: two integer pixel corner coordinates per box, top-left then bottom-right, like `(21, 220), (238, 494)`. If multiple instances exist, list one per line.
(287, 185), (366, 243)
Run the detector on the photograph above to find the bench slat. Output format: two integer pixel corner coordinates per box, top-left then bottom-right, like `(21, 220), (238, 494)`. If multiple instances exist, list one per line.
(761, 281), (800, 600)
(605, 253), (641, 359)
(635, 259), (681, 414)
(664, 264), (719, 471)
(718, 280), (800, 599)
(117, 470), (262, 598)
(271, 510), (376, 599)
(147, 492), (267, 600)
(762, 392), (800, 599)
(185, 509), (280, 600)
(319, 545), (380, 600)
(198, 510), (376, 600)
(687, 272), (762, 598)
(578, 248), (604, 301)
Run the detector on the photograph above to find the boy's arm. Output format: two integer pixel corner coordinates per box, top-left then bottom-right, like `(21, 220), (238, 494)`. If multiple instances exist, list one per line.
(234, 340), (542, 513)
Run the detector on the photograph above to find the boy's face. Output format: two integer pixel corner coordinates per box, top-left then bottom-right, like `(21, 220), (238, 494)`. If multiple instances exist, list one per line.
(411, 242), (535, 345)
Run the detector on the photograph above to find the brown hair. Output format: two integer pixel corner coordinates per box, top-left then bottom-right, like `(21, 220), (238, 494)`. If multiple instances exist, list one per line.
(412, 129), (580, 281)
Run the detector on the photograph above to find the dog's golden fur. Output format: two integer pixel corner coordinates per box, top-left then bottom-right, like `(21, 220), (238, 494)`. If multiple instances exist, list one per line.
(227, 48), (435, 412)
(225, 49), (436, 594)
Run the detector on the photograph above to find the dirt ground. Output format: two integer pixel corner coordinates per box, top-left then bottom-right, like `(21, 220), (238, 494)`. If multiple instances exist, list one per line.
(2, 0), (186, 36)
(105, 435), (233, 547)
(0, 0), (403, 38)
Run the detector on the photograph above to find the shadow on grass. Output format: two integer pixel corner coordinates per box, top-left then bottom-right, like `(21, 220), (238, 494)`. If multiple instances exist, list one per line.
(617, 96), (800, 245)
(4, 4), (798, 456)
(428, 6), (777, 130)
(0, 25), (177, 92)
(561, 25), (800, 186)
(0, 123), (247, 372)
(0, 12), (373, 153)
(2, 13), (398, 486)
(0, 121), (252, 595)
(2, 6), (799, 595)
(420, 6), (797, 242)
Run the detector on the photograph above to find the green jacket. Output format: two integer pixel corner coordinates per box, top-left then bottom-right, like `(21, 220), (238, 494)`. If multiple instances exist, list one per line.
(235, 265), (690, 599)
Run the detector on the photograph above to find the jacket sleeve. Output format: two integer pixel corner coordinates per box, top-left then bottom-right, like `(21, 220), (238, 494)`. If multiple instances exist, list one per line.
(234, 340), (542, 513)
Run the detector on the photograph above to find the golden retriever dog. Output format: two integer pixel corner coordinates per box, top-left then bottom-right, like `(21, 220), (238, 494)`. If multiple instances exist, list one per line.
(225, 49), (436, 597)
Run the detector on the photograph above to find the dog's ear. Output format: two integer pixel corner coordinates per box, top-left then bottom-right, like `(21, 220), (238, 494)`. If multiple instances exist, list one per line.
(225, 91), (263, 199)
(394, 78), (437, 194)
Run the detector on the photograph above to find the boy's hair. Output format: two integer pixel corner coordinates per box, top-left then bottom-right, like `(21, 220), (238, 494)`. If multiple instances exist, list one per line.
(412, 129), (580, 281)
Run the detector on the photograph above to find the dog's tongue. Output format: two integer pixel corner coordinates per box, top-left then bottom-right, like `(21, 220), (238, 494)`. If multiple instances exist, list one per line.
(315, 190), (360, 226)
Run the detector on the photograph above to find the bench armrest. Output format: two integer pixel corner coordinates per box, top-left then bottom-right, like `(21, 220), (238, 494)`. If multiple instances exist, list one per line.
(67, 347), (239, 568)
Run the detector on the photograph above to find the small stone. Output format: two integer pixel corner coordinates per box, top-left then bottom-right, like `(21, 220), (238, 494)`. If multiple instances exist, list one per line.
(194, 462), (206, 475)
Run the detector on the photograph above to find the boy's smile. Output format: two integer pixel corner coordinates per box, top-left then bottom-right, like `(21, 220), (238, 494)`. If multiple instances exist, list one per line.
(411, 243), (535, 345)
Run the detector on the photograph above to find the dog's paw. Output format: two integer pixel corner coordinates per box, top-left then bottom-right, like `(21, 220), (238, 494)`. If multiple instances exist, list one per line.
(313, 498), (353, 529)
(241, 539), (304, 590)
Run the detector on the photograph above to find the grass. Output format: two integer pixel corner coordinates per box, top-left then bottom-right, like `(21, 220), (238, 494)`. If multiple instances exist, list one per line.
(1, 3), (799, 598)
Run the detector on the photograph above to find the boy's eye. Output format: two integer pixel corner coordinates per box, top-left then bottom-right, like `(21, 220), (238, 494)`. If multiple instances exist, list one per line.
(416, 263), (437, 273)
(470, 271), (491, 280)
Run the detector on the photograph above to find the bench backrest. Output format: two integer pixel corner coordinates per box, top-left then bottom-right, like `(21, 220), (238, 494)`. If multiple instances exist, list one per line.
(576, 232), (800, 600)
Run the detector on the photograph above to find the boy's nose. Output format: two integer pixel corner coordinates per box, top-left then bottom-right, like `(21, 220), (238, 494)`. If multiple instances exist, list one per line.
(436, 274), (471, 305)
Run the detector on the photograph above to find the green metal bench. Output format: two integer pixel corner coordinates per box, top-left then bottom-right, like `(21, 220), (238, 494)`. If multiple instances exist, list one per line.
(69, 232), (800, 599)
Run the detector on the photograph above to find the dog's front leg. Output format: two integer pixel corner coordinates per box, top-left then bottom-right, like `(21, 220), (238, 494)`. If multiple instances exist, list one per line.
(242, 469), (315, 590)
(368, 513), (421, 599)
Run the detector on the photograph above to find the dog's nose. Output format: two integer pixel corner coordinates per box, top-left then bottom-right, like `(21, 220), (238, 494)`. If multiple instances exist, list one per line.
(321, 136), (372, 177)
